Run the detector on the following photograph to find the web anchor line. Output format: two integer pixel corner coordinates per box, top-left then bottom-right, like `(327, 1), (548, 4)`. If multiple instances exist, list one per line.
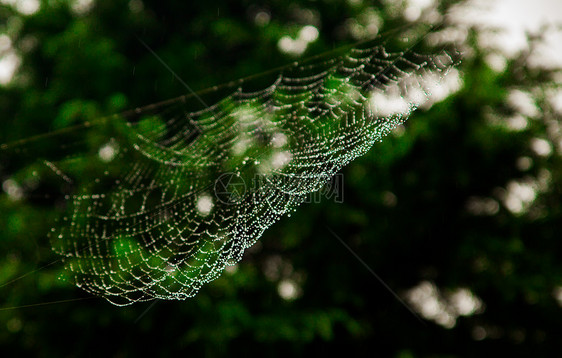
(0, 20), (448, 151)
(326, 226), (426, 325)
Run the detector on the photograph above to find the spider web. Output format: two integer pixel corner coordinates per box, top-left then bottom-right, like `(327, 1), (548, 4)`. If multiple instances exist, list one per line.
(49, 25), (460, 305)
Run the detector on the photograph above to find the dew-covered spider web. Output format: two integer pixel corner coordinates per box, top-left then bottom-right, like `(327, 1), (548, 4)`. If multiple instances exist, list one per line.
(47, 25), (460, 305)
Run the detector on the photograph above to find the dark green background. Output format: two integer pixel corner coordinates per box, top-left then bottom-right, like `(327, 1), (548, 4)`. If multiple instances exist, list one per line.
(1, 0), (561, 356)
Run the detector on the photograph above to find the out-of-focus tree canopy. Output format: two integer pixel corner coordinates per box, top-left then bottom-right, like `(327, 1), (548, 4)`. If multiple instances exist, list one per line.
(1, 0), (561, 356)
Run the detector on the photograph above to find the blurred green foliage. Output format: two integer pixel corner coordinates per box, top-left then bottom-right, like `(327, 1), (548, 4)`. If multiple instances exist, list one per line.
(1, 0), (562, 356)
